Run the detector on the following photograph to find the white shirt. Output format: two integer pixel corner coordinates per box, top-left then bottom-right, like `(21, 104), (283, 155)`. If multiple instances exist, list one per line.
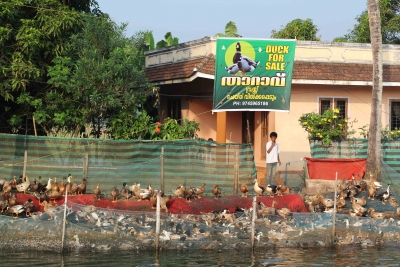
(266, 141), (280, 163)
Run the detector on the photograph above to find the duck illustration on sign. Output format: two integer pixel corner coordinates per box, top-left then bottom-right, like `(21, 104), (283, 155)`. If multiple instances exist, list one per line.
(225, 42), (260, 76)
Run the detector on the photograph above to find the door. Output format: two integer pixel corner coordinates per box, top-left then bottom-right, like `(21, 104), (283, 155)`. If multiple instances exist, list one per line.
(242, 111), (254, 144)
(260, 111), (269, 159)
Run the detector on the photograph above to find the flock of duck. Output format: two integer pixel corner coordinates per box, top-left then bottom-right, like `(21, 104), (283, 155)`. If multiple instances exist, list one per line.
(304, 174), (400, 219)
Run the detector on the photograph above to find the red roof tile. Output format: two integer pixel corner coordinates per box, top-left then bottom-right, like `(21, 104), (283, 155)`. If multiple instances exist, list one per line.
(145, 55), (400, 83)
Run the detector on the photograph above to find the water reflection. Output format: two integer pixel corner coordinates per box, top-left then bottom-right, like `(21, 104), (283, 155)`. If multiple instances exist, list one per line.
(1, 247), (400, 266)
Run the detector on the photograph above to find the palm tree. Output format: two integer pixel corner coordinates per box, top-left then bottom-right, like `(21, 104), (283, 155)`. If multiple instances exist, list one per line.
(215, 21), (242, 38)
(156, 32), (179, 49)
(366, 0), (382, 179)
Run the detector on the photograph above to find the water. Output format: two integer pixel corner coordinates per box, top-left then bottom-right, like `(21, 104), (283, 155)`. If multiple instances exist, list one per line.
(1, 247), (400, 266)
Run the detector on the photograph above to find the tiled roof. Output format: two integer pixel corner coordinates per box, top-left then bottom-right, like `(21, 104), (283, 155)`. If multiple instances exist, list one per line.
(145, 54), (215, 82)
(293, 62), (400, 82)
(145, 55), (400, 83)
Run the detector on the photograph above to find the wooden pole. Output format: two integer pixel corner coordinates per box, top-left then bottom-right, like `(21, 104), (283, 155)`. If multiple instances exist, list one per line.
(332, 172), (338, 245)
(161, 147), (164, 192)
(23, 150), (27, 179)
(61, 188), (68, 251)
(234, 150), (239, 195)
(32, 116), (37, 137)
(251, 196), (256, 250)
(216, 112), (227, 143)
(155, 192), (161, 251)
(85, 154), (89, 178)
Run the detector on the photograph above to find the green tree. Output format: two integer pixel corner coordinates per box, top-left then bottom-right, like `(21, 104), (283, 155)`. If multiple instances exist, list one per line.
(271, 18), (319, 41)
(0, 0), (100, 134)
(156, 32), (179, 49)
(215, 21), (242, 37)
(46, 15), (155, 138)
(333, 0), (400, 44)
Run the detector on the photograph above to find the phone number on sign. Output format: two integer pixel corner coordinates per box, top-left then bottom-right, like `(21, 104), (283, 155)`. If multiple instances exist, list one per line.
(232, 101), (269, 106)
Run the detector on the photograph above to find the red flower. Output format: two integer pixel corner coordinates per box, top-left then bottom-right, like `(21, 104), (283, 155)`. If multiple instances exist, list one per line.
(155, 122), (162, 127)
(155, 128), (160, 134)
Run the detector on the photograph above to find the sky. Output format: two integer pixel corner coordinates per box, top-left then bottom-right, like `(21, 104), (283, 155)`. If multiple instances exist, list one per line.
(95, 0), (368, 43)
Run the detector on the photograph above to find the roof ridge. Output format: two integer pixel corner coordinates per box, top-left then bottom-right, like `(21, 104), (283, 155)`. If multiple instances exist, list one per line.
(193, 53), (215, 72)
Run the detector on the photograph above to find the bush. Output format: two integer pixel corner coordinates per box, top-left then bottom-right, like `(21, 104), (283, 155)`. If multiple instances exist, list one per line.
(298, 109), (356, 146)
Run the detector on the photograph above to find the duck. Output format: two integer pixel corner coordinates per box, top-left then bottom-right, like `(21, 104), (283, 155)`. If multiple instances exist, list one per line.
(276, 207), (291, 220)
(120, 182), (131, 201)
(70, 178), (79, 195)
(368, 182), (377, 200)
(45, 177), (53, 192)
(265, 184), (277, 198)
(41, 200), (57, 220)
(34, 191), (49, 205)
(65, 175), (72, 195)
(2, 177), (14, 193)
(36, 176), (44, 193)
(16, 174), (30, 194)
(28, 178), (38, 193)
(240, 183), (248, 198)
(110, 186), (119, 202)
(389, 195), (398, 207)
(6, 205), (26, 218)
(258, 200), (277, 217)
(318, 195), (334, 211)
(193, 183), (206, 199)
(253, 179), (265, 197)
(227, 42), (260, 76)
(0, 199), (8, 213)
(368, 208), (386, 219)
(336, 195), (346, 210)
(172, 184), (185, 198)
(24, 199), (35, 217)
(51, 177), (59, 192)
(160, 195), (171, 213)
(184, 186), (195, 202)
(59, 178), (65, 196)
(77, 177), (87, 195)
(47, 189), (61, 203)
(350, 195), (367, 214)
(138, 184), (153, 201)
(237, 55), (260, 75)
(351, 195), (367, 206)
(212, 184), (222, 199)
(93, 183), (101, 201)
(8, 193), (16, 206)
(376, 184), (391, 205)
(276, 184), (288, 196)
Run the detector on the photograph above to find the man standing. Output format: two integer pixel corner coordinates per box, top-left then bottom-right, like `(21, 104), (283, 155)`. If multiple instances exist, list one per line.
(266, 132), (281, 184)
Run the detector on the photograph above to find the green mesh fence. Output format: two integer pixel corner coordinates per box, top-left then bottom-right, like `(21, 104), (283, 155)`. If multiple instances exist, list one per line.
(310, 139), (400, 172)
(381, 160), (400, 201)
(0, 134), (256, 194)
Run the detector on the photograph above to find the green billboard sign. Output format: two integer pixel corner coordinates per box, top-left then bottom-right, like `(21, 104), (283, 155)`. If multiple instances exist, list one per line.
(212, 38), (296, 112)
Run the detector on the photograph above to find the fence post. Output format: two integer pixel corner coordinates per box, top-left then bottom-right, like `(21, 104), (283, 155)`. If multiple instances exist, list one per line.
(161, 147), (164, 192)
(61, 188), (68, 251)
(82, 154), (88, 179)
(332, 172), (338, 245)
(155, 192), (161, 251)
(234, 150), (239, 195)
(251, 196), (256, 250)
(23, 150), (27, 178)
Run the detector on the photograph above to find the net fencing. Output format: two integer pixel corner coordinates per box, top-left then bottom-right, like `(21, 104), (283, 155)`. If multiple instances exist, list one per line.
(0, 134), (256, 194)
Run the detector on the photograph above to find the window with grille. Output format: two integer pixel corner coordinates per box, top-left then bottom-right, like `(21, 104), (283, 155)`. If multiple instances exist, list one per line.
(390, 101), (400, 130)
(167, 99), (181, 121)
(319, 98), (348, 118)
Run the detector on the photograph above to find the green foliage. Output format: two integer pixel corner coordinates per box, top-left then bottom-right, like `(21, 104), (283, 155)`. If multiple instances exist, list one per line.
(47, 15), (155, 138)
(150, 118), (200, 140)
(156, 32), (179, 49)
(299, 109), (356, 146)
(334, 0), (400, 44)
(271, 18), (319, 41)
(0, 0), (99, 134)
(215, 21), (242, 38)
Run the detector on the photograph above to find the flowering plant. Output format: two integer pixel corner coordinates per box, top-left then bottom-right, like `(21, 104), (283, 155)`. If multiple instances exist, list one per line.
(298, 108), (356, 146)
